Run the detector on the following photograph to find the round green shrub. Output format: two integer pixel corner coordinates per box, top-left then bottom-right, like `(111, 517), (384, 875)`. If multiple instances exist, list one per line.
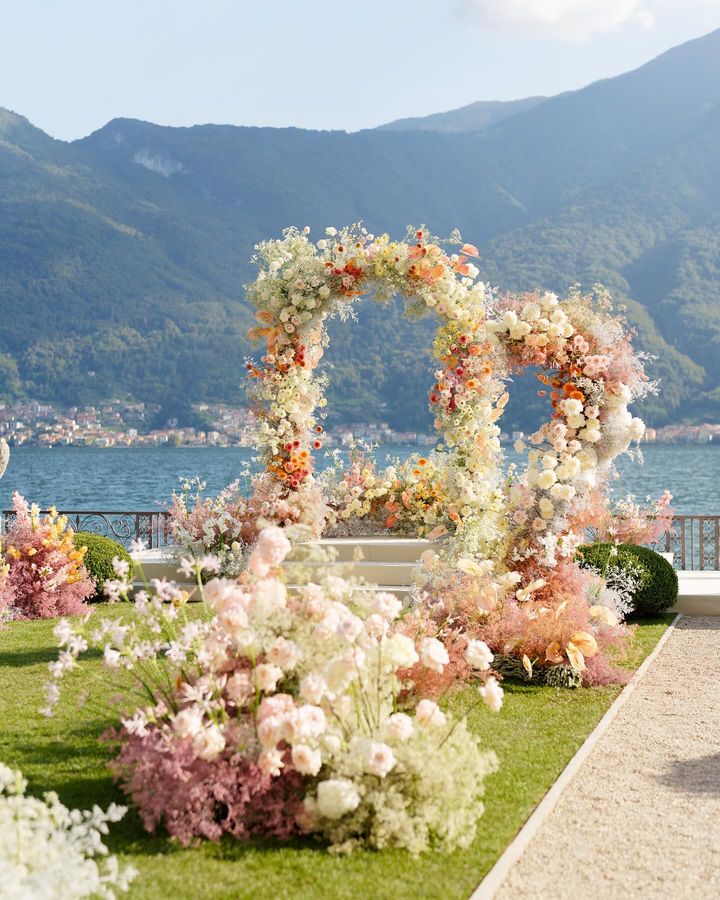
(74, 532), (135, 601)
(577, 542), (678, 617)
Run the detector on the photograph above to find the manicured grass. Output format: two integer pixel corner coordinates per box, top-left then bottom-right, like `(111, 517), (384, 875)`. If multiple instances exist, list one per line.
(0, 609), (674, 900)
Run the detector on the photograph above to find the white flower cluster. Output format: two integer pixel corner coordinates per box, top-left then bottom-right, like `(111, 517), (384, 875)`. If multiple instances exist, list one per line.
(0, 763), (135, 899)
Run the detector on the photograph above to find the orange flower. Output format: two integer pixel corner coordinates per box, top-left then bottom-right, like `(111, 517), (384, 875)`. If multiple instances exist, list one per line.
(461, 243), (479, 257)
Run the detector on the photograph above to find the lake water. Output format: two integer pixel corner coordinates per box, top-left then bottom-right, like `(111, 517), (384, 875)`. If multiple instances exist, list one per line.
(0, 444), (718, 514)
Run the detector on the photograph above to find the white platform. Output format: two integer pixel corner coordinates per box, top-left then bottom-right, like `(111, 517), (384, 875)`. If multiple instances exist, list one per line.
(132, 545), (720, 615)
(673, 572), (720, 616)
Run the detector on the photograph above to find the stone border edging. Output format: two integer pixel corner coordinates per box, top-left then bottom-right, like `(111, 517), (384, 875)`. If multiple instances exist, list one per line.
(470, 613), (682, 900)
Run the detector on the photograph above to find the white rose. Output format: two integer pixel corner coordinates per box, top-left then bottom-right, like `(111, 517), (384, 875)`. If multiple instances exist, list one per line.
(325, 226), (337, 236)
(382, 634), (419, 669)
(420, 637), (449, 673)
(268, 636), (300, 671)
(537, 469), (557, 490)
(415, 699), (446, 728)
(365, 741), (396, 778)
(193, 724), (225, 761)
(291, 744), (323, 776)
(465, 639), (493, 671)
(173, 706), (203, 739)
(385, 712), (414, 742)
(255, 663), (283, 692)
(316, 778), (360, 819)
(562, 398), (583, 417)
(373, 591), (402, 622)
(257, 715), (282, 749)
(478, 676), (504, 712)
(300, 673), (327, 705)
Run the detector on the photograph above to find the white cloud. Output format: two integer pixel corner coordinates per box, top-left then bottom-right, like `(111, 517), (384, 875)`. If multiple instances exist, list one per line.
(454, 1), (713, 41)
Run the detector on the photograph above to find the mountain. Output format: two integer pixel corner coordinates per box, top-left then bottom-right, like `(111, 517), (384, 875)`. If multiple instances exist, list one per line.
(1, 28), (720, 432)
(376, 96), (548, 133)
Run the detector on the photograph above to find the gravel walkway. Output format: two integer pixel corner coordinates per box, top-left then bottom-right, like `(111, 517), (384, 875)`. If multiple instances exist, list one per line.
(494, 616), (720, 899)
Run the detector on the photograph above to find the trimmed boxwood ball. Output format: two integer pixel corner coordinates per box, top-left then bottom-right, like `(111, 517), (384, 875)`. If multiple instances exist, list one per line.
(578, 542), (678, 617)
(74, 532), (135, 601)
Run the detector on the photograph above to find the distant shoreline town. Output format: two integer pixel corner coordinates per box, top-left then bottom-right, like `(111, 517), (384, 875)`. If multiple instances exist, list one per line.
(1, 399), (719, 449)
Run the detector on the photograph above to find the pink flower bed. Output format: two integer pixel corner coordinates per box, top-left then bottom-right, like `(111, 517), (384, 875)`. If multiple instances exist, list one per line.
(0, 493), (93, 619)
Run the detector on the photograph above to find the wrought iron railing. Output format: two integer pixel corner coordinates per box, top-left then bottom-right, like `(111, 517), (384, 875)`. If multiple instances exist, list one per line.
(662, 515), (720, 571)
(1, 510), (719, 569)
(1, 510), (172, 549)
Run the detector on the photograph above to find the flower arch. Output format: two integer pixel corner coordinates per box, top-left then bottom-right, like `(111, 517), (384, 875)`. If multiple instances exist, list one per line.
(246, 224), (508, 555)
(488, 287), (649, 572)
(245, 226), (649, 575)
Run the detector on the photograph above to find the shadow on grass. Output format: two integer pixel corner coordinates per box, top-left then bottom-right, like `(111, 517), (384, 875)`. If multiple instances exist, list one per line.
(0, 646), (103, 668)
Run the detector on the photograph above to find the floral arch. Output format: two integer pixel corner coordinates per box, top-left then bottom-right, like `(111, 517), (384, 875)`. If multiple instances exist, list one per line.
(245, 225), (649, 571)
(245, 224), (509, 557)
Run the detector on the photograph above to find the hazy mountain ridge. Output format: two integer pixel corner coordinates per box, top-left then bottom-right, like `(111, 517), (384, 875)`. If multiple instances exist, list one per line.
(1, 28), (720, 431)
(376, 96), (548, 133)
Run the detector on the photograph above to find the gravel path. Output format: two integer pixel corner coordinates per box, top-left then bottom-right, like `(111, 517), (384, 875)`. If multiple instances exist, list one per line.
(494, 616), (720, 899)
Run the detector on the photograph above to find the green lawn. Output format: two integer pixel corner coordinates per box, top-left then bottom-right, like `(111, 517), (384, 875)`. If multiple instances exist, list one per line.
(0, 609), (673, 900)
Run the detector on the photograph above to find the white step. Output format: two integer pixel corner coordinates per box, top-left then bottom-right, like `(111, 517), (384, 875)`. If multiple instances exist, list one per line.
(283, 560), (416, 587)
(133, 547), (420, 592)
(306, 537), (434, 563)
(673, 572), (720, 616)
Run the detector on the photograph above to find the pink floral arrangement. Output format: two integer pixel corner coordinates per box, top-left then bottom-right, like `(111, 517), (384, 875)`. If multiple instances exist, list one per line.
(0, 493), (93, 619)
(45, 527), (501, 854)
(589, 489), (674, 547)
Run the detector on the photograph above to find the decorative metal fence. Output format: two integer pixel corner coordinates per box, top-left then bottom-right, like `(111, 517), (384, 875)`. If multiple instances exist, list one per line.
(662, 515), (720, 571)
(2, 510), (719, 569)
(1, 510), (172, 549)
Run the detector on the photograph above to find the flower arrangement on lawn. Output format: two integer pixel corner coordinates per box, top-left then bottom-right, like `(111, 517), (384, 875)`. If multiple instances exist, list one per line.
(44, 528), (501, 854)
(0, 762), (135, 899)
(0, 492), (94, 619)
(413, 287), (653, 684)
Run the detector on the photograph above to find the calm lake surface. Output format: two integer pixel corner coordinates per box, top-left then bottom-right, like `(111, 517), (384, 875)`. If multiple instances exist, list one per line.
(0, 444), (718, 514)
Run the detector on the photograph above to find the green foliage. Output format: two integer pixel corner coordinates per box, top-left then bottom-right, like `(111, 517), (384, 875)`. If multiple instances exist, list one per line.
(578, 542), (679, 617)
(74, 532), (134, 601)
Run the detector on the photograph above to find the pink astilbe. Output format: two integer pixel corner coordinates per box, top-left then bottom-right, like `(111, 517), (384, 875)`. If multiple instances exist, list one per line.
(0, 493), (93, 619)
(475, 560), (630, 686)
(107, 727), (304, 846)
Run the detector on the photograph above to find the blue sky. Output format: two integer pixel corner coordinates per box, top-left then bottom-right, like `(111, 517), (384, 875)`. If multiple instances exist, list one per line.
(3, 0), (720, 141)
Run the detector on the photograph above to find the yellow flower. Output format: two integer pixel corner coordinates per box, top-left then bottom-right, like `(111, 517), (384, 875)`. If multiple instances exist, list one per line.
(545, 642), (564, 664)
